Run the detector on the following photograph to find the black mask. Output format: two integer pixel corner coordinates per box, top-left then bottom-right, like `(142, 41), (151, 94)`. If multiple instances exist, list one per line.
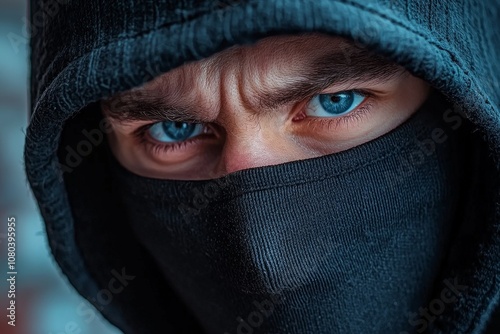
(110, 96), (465, 334)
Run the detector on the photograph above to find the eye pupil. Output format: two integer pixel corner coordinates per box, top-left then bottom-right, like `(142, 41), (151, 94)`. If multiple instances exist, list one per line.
(330, 95), (341, 103)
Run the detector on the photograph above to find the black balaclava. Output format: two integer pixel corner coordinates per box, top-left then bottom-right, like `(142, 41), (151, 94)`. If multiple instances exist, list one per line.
(108, 93), (466, 334)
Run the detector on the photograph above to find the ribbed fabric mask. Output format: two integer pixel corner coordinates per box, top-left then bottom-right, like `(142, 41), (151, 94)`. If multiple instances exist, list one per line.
(109, 95), (466, 334)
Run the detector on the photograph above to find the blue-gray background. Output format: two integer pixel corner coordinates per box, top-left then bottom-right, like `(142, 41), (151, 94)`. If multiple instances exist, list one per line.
(0, 1), (121, 333)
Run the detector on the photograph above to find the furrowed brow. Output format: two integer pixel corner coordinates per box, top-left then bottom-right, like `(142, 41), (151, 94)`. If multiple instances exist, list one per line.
(256, 48), (405, 110)
(101, 90), (205, 123)
(102, 45), (405, 122)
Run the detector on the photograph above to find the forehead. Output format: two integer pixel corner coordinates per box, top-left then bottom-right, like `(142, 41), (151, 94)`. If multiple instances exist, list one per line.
(213, 34), (349, 71)
(140, 33), (352, 93)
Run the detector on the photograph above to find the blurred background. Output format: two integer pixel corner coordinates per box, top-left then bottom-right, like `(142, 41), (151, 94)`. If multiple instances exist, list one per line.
(0, 1), (121, 333)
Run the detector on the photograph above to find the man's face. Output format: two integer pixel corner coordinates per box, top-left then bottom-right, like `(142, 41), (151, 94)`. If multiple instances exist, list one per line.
(102, 33), (430, 180)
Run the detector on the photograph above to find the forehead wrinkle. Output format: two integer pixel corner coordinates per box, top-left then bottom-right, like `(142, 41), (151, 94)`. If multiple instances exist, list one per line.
(239, 44), (306, 113)
(206, 43), (269, 120)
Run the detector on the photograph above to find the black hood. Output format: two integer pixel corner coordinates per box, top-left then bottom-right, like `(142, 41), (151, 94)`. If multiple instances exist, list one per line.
(25, 1), (499, 333)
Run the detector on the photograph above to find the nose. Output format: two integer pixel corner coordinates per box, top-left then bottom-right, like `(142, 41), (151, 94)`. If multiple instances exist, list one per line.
(215, 121), (306, 175)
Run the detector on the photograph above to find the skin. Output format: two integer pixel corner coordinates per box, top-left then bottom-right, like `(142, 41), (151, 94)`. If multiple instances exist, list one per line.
(102, 33), (430, 180)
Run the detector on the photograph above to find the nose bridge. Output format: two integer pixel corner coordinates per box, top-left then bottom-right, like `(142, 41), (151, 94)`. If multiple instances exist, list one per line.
(218, 122), (286, 174)
(213, 59), (302, 174)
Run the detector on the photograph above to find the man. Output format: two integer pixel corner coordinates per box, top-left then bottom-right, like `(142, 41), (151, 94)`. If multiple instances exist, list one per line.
(25, 1), (499, 333)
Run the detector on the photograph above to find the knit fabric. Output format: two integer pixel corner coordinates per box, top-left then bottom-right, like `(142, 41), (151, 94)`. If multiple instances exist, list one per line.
(25, 1), (499, 333)
(108, 97), (467, 334)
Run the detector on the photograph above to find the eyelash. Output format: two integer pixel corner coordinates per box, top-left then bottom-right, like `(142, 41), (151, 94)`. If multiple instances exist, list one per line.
(135, 89), (375, 155)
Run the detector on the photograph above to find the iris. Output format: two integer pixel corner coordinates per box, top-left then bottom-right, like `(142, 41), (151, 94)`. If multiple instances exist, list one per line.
(148, 122), (204, 143)
(319, 92), (355, 115)
(307, 90), (366, 118)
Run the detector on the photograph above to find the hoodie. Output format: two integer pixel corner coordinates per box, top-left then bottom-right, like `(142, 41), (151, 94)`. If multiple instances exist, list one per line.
(25, 0), (499, 333)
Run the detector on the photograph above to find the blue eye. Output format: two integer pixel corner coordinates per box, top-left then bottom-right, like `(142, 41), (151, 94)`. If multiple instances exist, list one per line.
(148, 121), (205, 143)
(306, 91), (366, 118)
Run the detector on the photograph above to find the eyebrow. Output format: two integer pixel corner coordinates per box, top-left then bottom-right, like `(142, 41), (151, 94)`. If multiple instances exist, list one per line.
(102, 44), (405, 123)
